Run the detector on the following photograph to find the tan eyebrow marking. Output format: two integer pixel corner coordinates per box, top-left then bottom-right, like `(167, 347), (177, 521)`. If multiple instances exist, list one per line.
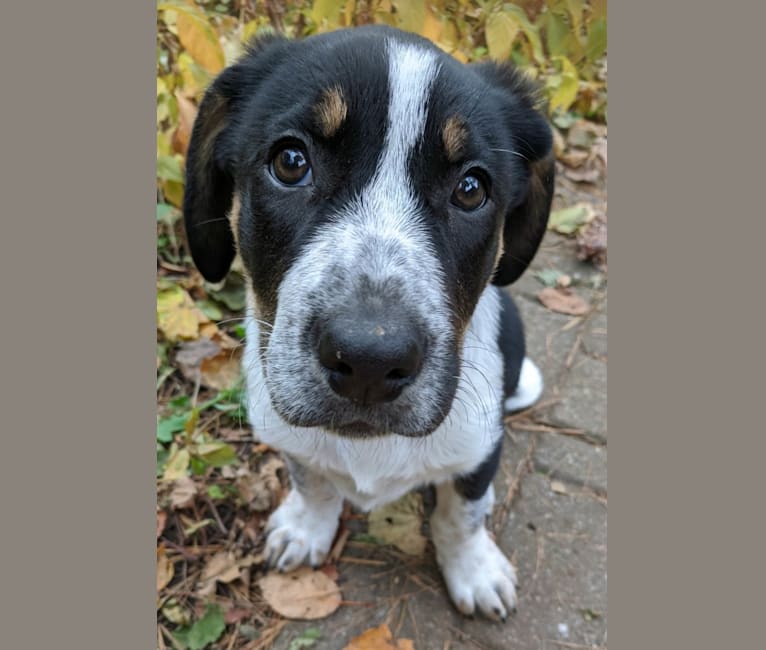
(442, 115), (468, 163)
(314, 86), (348, 138)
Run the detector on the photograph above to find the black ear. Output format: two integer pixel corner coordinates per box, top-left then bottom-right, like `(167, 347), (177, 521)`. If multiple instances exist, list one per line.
(183, 33), (286, 282)
(472, 62), (555, 286)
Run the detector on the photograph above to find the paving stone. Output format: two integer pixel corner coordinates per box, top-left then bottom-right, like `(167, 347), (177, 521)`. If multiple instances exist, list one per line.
(550, 357), (607, 441)
(508, 429), (607, 494)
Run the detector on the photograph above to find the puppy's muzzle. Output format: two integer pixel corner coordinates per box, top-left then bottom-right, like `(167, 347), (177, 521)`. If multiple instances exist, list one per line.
(315, 308), (425, 406)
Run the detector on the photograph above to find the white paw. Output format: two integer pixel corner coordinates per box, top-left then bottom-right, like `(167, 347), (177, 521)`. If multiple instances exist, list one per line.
(264, 490), (342, 572)
(435, 527), (518, 621)
(504, 357), (543, 412)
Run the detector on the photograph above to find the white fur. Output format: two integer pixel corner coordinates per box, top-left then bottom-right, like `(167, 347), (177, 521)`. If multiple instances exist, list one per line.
(431, 483), (517, 619)
(504, 357), (544, 412)
(264, 487), (343, 571)
(247, 285), (505, 511)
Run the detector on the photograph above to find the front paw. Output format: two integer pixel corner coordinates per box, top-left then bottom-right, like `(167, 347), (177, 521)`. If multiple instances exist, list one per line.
(436, 528), (518, 621)
(264, 490), (342, 572)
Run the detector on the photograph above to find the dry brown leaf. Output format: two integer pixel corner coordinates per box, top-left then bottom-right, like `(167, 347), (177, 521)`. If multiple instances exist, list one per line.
(172, 92), (198, 156)
(538, 287), (590, 316)
(238, 456), (284, 512)
(559, 148), (590, 168)
(176, 336), (242, 390)
(368, 492), (427, 556)
(196, 551), (242, 597)
(258, 567), (341, 620)
(169, 476), (198, 509)
(576, 211), (607, 272)
(157, 545), (174, 592)
(564, 165), (600, 184)
(551, 480), (569, 495)
(157, 510), (167, 539)
(343, 623), (414, 650)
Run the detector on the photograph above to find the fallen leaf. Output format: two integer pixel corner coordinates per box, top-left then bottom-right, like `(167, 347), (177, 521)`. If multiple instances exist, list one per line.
(224, 606), (254, 625)
(157, 545), (174, 592)
(548, 203), (595, 235)
(288, 627), (323, 650)
(157, 510), (167, 538)
(176, 336), (242, 390)
(238, 455), (284, 512)
(258, 567), (341, 620)
(537, 287), (590, 316)
(576, 211), (607, 272)
(163, 447), (191, 482)
(343, 623), (414, 650)
(564, 166), (600, 184)
(162, 599), (192, 626)
(550, 480), (569, 494)
(197, 551), (242, 597)
(157, 285), (209, 342)
(172, 92), (198, 156)
(169, 476), (198, 509)
(559, 148), (590, 168)
(368, 492), (427, 556)
(174, 604), (226, 650)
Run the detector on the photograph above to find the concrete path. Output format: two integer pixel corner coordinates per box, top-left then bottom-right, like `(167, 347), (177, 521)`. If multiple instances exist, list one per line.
(272, 232), (607, 650)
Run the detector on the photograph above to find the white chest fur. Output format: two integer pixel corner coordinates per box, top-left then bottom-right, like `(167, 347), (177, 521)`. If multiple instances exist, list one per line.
(243, 286), (505, 512)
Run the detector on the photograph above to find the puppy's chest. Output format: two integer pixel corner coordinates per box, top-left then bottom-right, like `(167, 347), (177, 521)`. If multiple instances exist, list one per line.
(255, 420), (490, 511)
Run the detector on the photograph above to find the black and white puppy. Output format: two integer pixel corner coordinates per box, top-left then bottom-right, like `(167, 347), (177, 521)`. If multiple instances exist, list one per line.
(183, 25), (554, 621)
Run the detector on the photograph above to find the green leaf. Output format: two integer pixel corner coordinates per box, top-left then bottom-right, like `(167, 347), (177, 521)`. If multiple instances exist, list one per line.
(288, 628), (322, 650)
(548, 203), (594, 235)
(195, 441), (238, 467)
(157, 414), (188, 443)
(485, 12), (520, 61)
(536, 269), (563, 287)
(585, 17), (607, 63)
(207, 484), (226, 499)
(206, 275), (246, 311)
(503, 5), (544, 63)
(157, 155), (184, 184)
(174, 604), (226, 650)
(196, 299), (223, 321)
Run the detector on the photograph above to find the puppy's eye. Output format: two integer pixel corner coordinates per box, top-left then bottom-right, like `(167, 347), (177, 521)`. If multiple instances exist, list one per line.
(271, 146), (313, 186)
(451, 172), (487, 211)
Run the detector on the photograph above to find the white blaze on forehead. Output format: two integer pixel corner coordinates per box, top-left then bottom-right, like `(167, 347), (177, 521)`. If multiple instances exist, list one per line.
(380, 39), (439, 182)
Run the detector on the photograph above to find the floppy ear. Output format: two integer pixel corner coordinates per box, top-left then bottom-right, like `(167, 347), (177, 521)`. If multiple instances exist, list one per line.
(183, 34), (286, 282)
(472, 62), (555, 286)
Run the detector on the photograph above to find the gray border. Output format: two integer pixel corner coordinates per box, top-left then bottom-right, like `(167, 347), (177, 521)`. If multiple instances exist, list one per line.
(611, 2), (765, 649)
(2, 2), (765, 649)
(0, 2), (156, 648)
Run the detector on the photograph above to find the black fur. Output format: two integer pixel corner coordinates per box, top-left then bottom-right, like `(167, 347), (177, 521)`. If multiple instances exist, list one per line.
(497, 290), (526, 399)
(455, 435), (503, 501)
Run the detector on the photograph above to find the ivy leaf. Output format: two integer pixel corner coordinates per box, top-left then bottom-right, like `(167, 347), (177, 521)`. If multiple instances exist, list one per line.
(174, 604), (226, 650)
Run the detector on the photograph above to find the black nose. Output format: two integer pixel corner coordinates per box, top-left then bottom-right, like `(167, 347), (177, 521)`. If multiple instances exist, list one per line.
(316, 314), (424, 405)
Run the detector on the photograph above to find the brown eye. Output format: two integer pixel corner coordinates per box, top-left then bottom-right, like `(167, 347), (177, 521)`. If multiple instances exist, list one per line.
(451, 172), (487, 211)
(271, 146), (313, 186)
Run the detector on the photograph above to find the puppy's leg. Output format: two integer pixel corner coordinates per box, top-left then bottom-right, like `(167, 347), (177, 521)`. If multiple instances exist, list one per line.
(430, 438), (518, 621)
(264, 455), (343, 572)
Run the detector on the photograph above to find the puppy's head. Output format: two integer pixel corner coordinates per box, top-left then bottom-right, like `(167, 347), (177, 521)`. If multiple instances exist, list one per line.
(184, 26), (553, 438)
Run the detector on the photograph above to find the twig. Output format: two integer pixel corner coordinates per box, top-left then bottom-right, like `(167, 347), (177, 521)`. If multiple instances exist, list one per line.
(327, 526), (351, 564)
(493, 434), (537, 533)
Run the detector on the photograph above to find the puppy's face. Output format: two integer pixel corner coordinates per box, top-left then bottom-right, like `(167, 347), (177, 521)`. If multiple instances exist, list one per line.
(184, 27), (554, 438)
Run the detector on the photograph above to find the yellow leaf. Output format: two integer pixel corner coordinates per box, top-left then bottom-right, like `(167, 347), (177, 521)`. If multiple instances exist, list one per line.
(177, 52), (211, 100)
(421, 6), (443, 43)
(163, 447), (190, 482)
(549, 56), (579, 114)
(393, 0), (426, 34)
(162, 179), (184, 208)
(485, 12), (521, 61)
(368, 492), (426, 556)
(157, 285), (208, 342)
(157, 545), (174, 592)
(175, 9), (224, 74)
(311, 0), (346, 29)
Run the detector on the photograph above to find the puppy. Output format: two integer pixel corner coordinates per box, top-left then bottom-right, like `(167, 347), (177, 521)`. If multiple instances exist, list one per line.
(183, 25), (553, 621)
